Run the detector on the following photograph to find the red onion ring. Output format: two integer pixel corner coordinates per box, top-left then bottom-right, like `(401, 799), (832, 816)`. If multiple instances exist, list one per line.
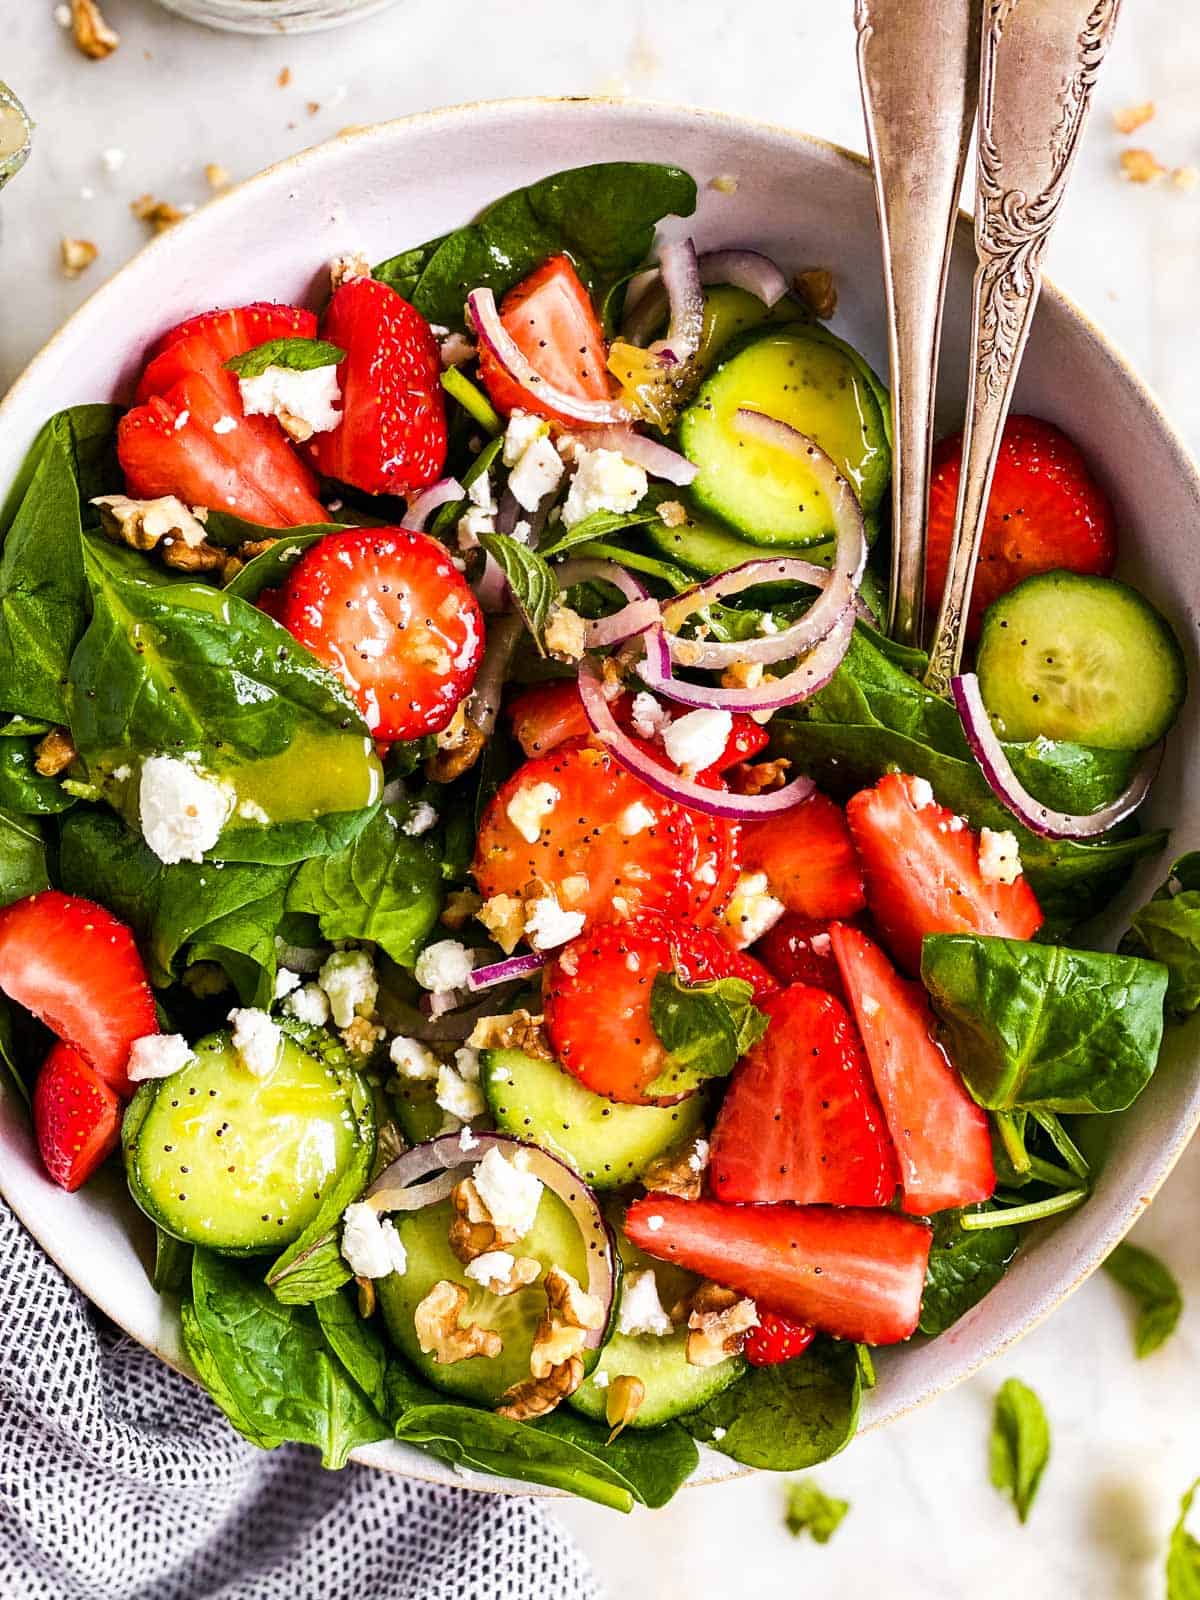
(952, 673), (1162, 841)
(466, 952), (546, 992)
(400, 477), (464, 531)
(654, 238), (705, 367)
(555, 558), (660, 650)
(561, 426), (697, 486)
(622, 248), (790, 344)
(473, 551), (509, 614)
(468, 288), (632, 426)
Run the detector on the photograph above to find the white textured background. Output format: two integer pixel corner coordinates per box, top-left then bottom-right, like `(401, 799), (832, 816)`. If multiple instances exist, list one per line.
(3, 3), (1199, 1595)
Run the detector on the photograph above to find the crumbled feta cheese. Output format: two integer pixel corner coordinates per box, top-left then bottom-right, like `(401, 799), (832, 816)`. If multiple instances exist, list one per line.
(722, 871), (786, 949)
(619, 801), (656, 837)
(318, 949), (378, 1029)
(468, 472), (497, 514)
(454, 1046), (481, 1083)
(389, 1034), (439, 1081)
(472, 1145), (543, 1236)
(978, 827), (1023, 885)
(710, 1425), (727, 1441)
(127, 1033), (195, 1083)
(630, 692), (671, 740)
(947, 815), (966, 833)
(592, 1369), (611, 1389)
(662, 708), (732, 774)
(689, 1138), (710, 1173)
(861, 995), (881, 1018)
(227, 1007), (283, 1079)
(139, 756), (234, 866)
(457, 505), (495, 552)
(415, 939), (474, 994)
(403, 801), (438, 836)
(502, 410), (549, 467)
(657, 499), (688, 528)
(238, 363), (342, 442)
(458, 1126), (481, 1154)
(524, 893), (586, 952)
(274, 967), (302, 1001)
(236, 798), (270, 824)
(506, 781), (559, 844)
(645, 1213), (664, 1233)
(341, 1202), (407, 1280)
(562, 447), (648, 529)
(283, 982), (330, 1027)
(544, 604), (587, 663)
(212, 415), (238, 435)
(439, 333), (476, 368)
(617, 1268), (673, 1337)
(463, 1249), (518, 1292)
(809, 931), (832, 957)
(909, 776), (934, 810)
(435, 1062), (486, 1122)
(508, 434), (565, 512)
(101, 146), (127, 174)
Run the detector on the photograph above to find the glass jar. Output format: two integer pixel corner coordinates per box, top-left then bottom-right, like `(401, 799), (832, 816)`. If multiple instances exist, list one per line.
(154, 0), (401, 33)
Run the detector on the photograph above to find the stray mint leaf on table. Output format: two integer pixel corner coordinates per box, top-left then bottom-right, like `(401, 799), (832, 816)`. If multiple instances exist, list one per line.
(225, 337), (345, 379)
(1167, 1479), (1200, 1600)
(1103, 1240), (1183, 1358)
(989, 1377), (1050, 1523)
(784, 1478), (850, 1544)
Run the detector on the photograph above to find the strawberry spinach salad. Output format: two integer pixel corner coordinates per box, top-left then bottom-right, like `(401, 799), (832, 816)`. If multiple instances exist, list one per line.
(0, 160), (1194, 1510)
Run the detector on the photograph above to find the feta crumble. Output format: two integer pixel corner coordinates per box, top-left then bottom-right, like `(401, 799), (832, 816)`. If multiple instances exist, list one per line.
(283, 983), (330, 1027)
(212, 415), (238, 436)
(508, 434), (565, 511)
(454, 1046), (481, 1082)
(978, 827), (1023, 885)
(341, 1202), (407, 1280)
(127, 1033), (195, 1083)
(457, 505), (495, 552)
(435, 1062), (486, 1122)
(909, 776), (934, 810)
(403, 801), (438, 836)
(472, 1146), (542, 1236)
(227, 1007), (283, 1079)
(439, 333), (476, 369)
(506, 781), (559, 844)
(318, 949), (378, 1029)
(389, 1035), (439, 1082)
(139, 756), (234, 866)
(464, 1249), (517, 1291)
(414, 939), (474, 994)
(502, 411), (550, 466)
(617, 1269), (673, 1337)
(524, 893), (586, 952)
(662, 708), (732, 773)
(722, 871), (786, 949)
(619, 801), (656, 837)
(274, 967), (302, 1001)
(562, 447), (648, 529)
(630, 692), (670, 741)
(238, 362), (342, 442)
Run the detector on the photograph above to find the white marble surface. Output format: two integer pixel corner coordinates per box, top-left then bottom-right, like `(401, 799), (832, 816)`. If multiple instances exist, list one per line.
(4, 2), (1199, 1595)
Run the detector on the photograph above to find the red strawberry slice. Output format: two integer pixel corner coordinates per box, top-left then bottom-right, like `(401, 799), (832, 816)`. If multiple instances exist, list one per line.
(277, 527), (484, 740)
(925, 414), (1118, 638)
(477, 254), (614, 423)
(709, 983), (897, 1207)
(625, 1195), (933, 1346)
(33, 1041), (122, 1192)
(739, 790), (865, 920)
(846, 772), (1043, 974)
(309, 276), (446, 496)
(743, 1310), (817, 1368)
(830, 922), (995, 1215)
(137, 302), (319, 404)
(118, 373), (328, 528)
(0, 891), (157, 1095)
(757, 913), (845, 997)
(509, 680), (594, 758)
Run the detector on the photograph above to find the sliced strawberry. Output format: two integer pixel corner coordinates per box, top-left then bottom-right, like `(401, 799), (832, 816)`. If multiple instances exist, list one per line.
(0, 891), (157, 1095)
(278, 527), (484, 740)
(703, 715), (770, 777)
(846, 772), (1044, 974)
(625, 1195), (933, 1346)
(743, 1310), (817, 1368)
(543, 911), (772, 1106)
(508, 680), (595, 758)
(709, 984), (897, 1207)
(118, 373), (328, 527)
(689, 802), (742, 927)
(33, 1041), (122, 1192)
(309, 276), (446, 496)
(477, 254), (614, 423)
(739, 790), (865, 920)
(925, 415), (1118, 639)
(830, 922), (995, 1215)
(757, 913), (845, 997)
(137, 302), (319, 404)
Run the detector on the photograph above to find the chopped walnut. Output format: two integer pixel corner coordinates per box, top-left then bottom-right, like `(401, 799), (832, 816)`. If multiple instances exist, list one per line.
(425, 703), (486, 783)
(33, 728), (76, 779)
(476, 893), (525, 955)
(1114, 101), (1155, 135)
(467, 1252), (541, 1296)
(341, 1016), (386, 1057)
(204, 162), (231, 191)
(544, 604), (587, 663)
(414, 1280), (502, 1364)
(720, 659), (764, 691)
(678, 1283), (758, 1367)
(131, 194), (189, 233)
(529, 1265), (604, 1377)
(641, 1134), (710, 1201)
(60, 237), (98, 280)
(237, 538), (278, 562)
(600, 653), (627, 701)
(447, 1176), (522, 1264)
(1120, 148), (1166, 185)
(69, 0), (119, 59)
(605, 1374), (646, 1441)
(794, 268), (838, 320)
(94, 493), (209, 553)
(730, 757), (792, 796)
(331, 251), (371, 292)
(466, 1009), (552, 1060)
(162, 539), (226, 574)
(495, 1358), (583, 1421)
(441, 888), (483, 930)
(657, 499), (689, 529)
(277, 66), (292, 88)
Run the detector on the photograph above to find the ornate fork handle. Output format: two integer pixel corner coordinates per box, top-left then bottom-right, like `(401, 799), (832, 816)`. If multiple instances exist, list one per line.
(924, 0), (1122, 695)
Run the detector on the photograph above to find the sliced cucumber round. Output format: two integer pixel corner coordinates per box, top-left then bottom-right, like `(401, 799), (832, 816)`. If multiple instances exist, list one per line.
(976, 571), (1186, 749)
(378, 1188), (599, 1406)
(678, 322), (891, 547)
(123, 1028), (373, 1255)
(389, 1079), (445, 1146)
(644, 499), (826, 578)
(480, 1047), (705, 1190)
(694, 284), (799, 375)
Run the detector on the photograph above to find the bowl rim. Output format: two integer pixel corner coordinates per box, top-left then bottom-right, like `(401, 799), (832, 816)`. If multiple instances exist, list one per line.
(3, 93), (1199, 1497)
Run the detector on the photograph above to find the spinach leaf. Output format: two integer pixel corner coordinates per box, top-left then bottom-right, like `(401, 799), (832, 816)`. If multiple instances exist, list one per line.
(313, 1290), (390, 1415)
(0, 405), (120, 722)
(184, 1249), (389, 1468)
(152, 1226), (191, 1294)
(0, 807), (48, 907)
(536, 1413), (700, 1511)
(921, 934), (1167, 1113)
(1121, 852), (1200, 1020)
(223, 530), (330, 599)
(0, 996), (30, 1104)
(784, 1478), (850, 1543)
(685, 1338), (861, 1471)
(646, 972), (767, 1097)
(989, 1377), (1050, 1523)
(378, 163), (698, 331)
(1102, 1240), (1182, 1358)
(478, 533), (557, 653)
(0, 738), (74, 816)
(919, 1206), (1021, 1336)
(1167, 1479), (1200, 1599)
(287, 805), (443, 969)
(225, 338), (345, 378)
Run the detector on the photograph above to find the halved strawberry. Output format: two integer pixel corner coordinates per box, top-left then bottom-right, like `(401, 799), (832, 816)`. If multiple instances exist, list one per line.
(756, 913), (845, 997)
(118, 373), (328, 527)
(137, 302), (319, 404)
(846, 772), (1044, 974)
(309, 276), (446, 496)
(33, 1041), (122, 1192)
(739, 790), (865, 920)
(0, 891), (157, 1095)
(625, 1195), (933, 1346)
(743, 1310), (817, 1368)
(830, 922), (995, 1215)
(709, 984), (897, 1207)
(277, 527), (484, 740)
(925, 415), (1118, 639)
(509, 680), (594, 758)
(477, 254), (614, 423)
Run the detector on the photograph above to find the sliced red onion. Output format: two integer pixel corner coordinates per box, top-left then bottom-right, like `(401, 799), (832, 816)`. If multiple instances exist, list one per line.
(654, 238), (705, 367)
(473, 551), (509, 614)
(952, 674), (1161, 840)
(366, 1171), (459, 1213)
(468, 288), (632, 426)
(466, 952), (546, 992)
(578, 657), (816, 817)
(401, 477), (464, 532)
(367, 1132), (616, 1343)
(697, 249), (789, 307)
(562, 426), (698, 486)
(554, 558), (661, 650)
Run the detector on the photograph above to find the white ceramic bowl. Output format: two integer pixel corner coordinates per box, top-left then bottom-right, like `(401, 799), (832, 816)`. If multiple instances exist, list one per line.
(1, 97), (1198, 1495)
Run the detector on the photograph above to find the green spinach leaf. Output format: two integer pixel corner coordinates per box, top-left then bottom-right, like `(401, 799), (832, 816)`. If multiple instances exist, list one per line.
(0, 738), (75, 815)
(919, 1206), (1021, 1336)
(0, 808), (48, 907)
(685, 1338), (861, 1471)
(152, 1226), (191, 1295)
(989, 1377), (1050, 1523)
(478, 533), (557, 653)
(1121, 852), (1200, 1020)
(1103, 1240), (1182, 1358)
(1168, 1479), (1200, 1599)
(647, 972), (767, 1097)
(223, 530), (330, 599)
(225, 338), (345, 378)
(536, 1413), (700, 1511)
(0, 996), (30, 1104)
(784, 1478), (850, 1543)
(921, 934), (1168, 1113)
(266, 1119), (375, 1305)
(313, 1290), (390, 1414)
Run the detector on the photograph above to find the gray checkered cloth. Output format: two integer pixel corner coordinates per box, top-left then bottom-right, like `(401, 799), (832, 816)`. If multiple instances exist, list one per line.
(0, 1199), (601, 1600)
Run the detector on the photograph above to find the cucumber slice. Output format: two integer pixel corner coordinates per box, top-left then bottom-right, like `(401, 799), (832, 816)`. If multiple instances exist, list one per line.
(123, 1028), (373, 1255)
(976, 571), (1186, 750)
(390, 1079), (445, 1146)
(695, 284), (799, 375)
(378, 1189), (597, 1406)
(678, 323), (891, 546)
(480, 1047), (705, 1189)
(644, 501), (826, 578)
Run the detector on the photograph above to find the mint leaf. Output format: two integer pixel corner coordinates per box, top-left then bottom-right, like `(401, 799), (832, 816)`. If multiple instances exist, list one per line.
(1103, 1240), (1183, 1358)
(226, 337), (345, 380)
(1168, 1479), (1200, 1599)
(540, 506), (659, 558)
(989, 1378), (1050, 1523)
(646, 971), (767, 1097)
(784, 1478), (850, 1543)
(478, 532), (557, 654)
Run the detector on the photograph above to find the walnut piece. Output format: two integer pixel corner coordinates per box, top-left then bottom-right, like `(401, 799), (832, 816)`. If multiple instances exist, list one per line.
(731, 757), (792, 796)
(641, 1134), (710, 1201)
(466, 1009), (552, 1061)
(544, 604), (587, 664)
(441, 888), (483, 930)
(414, 1280), (502, 1364)
(330, 251), (371, 292)
(131, 194), (189, 233)
(605, 1373), (646, 1442)
(447, 1176), (521, 1264)
(467, 1252), (541, 1296)
(656, 499), (688, 529)
(1120, 148), (1166, 185)
(33, 728), (76, 779)
(476, 893), (525, 955)
(495, 1358), (583, 1421)
(341, 1016), (386, 1057)
(60, 237), (98, 280)
(680, 1283), (759, 1368)
(162, 540), (226, 574)
(425, 704), (486, 782)
(1113, 101), (1155, 135)
(794, 268), (837, 321)
(69, 0), (119, 60)
(720, 659), (765, 691)
(94, 494), (209, 553)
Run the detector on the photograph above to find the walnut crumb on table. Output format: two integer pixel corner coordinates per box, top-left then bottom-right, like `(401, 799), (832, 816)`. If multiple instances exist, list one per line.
(1120, 148), (1167, 185)
(68, 0), (119, 61)
(1113, 101), (1155, 135)
(204, 163), (231, 192)
(59, 237), (98, 279)
(131, 194), (190, 232)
